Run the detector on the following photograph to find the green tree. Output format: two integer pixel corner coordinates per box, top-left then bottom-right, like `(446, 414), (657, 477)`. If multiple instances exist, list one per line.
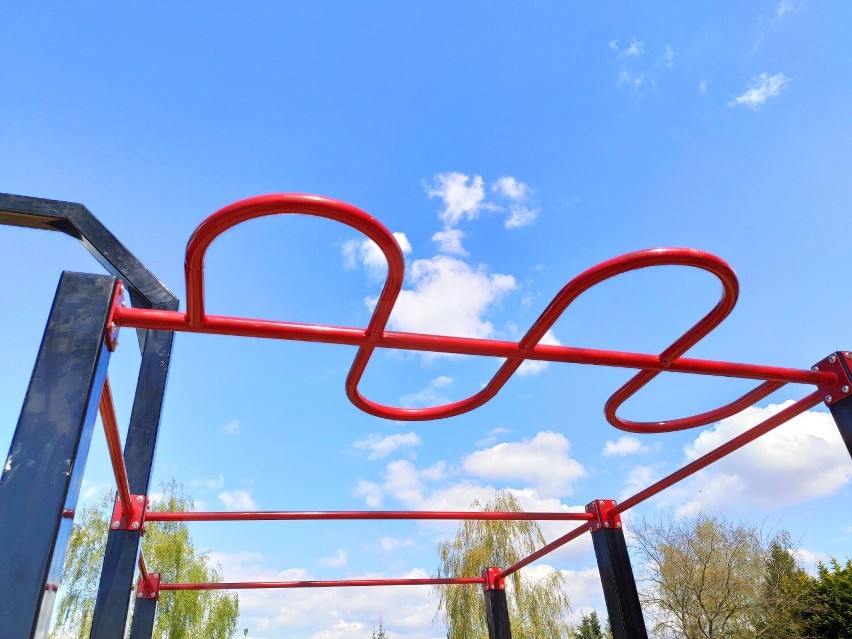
(370, 616), (389, 638)
(754, 532), (814, 638)
(573, 611), (604, 639)
(631, 513), (767, 639)
(803, 558), (852, 638)
(50, 481), (239, 639)
(435, 491), (571, 639)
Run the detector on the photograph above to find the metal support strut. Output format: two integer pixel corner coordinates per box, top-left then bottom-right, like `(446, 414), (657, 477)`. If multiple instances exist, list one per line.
(482, 568), (512, 639)
(587, 500), (647, 639)
(0, 272), (117, 639)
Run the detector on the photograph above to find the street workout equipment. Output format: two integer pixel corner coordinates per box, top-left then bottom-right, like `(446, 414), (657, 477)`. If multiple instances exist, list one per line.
(1, 192), (850, 639)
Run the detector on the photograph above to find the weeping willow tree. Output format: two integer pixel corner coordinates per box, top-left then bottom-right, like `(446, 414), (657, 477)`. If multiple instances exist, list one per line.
(50, 480), (238, 639)
(435, 491), (572, 639)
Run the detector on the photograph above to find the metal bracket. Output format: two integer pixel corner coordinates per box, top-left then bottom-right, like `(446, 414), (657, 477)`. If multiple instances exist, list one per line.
(136, 573), (161, 600)
(105, 280), (126, 351)
(586, 499), (622, 533)
(812, 351), (852, 406)
(482, 567), (505, 592)
(110, 494), (147, 532)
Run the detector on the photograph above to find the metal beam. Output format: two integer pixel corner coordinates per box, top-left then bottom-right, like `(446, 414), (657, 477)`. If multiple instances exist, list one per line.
(0, 272), (117, 639)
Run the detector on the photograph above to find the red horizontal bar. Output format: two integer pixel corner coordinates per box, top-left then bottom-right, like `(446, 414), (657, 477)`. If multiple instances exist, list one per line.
(614, 390), (823, 513)
(145, 510), (595, 523)
(497, 522), (590, 581)
(160, 577), (484, 591)
(114, 307), (830, 388)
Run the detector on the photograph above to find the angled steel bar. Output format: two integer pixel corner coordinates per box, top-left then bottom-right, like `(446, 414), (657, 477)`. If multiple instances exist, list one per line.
(0, 272), (117, 639)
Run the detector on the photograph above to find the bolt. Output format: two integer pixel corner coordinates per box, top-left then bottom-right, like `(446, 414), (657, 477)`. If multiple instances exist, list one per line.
(131, 522), (140, 530)
(825, 395), (833, 403)
(829, 355), (837, 364)
(845, 352), (852, 359)
(604, 522), (610, 528)
(112, 521), (120, 529)
(121, 301), (127, 308)
(617, 522), (622, 528)
(136, 495), (144, 503)
(812, 366), (820, 371)
(844, 386), (851, 394)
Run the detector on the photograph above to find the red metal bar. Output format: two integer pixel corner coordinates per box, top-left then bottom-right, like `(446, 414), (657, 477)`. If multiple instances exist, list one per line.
(145, 510), (595, 523)
(614, 390), (823, 513)
(98, 376), (133, 514)
(138, 552), (149, 584)
(161, 577), (484, 591)
(497, 522), (590, 581)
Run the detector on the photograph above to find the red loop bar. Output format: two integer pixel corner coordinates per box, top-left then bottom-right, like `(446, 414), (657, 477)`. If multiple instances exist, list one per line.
(112, 193), (836, 431)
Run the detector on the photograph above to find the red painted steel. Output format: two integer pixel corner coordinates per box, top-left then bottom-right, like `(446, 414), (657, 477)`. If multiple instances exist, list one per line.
(161, 577), (484, 591)
(613, 390), (823, 513)
(98, 377), (133, 514)
(145, 510), (595, 523)
(112, 193), (835, 429)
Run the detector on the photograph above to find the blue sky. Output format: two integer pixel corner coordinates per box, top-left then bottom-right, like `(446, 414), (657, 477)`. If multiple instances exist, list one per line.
(2, 2), (851, 637)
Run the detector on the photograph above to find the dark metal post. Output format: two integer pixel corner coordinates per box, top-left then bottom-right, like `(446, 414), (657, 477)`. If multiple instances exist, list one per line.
(0, 272), (117, 639)
(128, 574), (160, 639)
(90, 328), (175, 638)
(482, 568), (512, 639)
(818, 351), (852, 458)
(587, 500), (648, 639)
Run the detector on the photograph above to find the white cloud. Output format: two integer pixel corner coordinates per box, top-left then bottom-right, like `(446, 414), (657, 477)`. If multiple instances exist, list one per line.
(190, 474), (225, 490)
(218, 489), (258, 510)
(342, 232), (412, 280)
(492, 176), (530, 201)
(602, 435), (650, 457)
(426, 172), (487, 226)
(516, 329), (562, 376)
(431, 226), (467, 256)
(610, 37), (644, 58)
(399, 376), (454, 408)
(462, 431), (587, 497)
(504, 205), (540, 229)
(699, 80), (709, 94)
(318, 549), (348, 568)
(377, 536), (416, 553)
(728, 72), (789, 109)
(220, 419), (241, 436)
(353, 432), (422, 460)
(619, 465), (660, 502)
(370, 255), (516, 339)
(617, 69), (644, 92)
(351, 479), (384, 507)
(665, 403), (851, 514)
(777, 0), (794, 17)
(661, 45), (674, 68)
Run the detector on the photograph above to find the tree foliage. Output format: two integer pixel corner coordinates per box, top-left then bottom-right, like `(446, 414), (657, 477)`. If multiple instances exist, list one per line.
(803, 557), (852, 638)
(435, 491), (571, 639)
(370, 617), (389, 638)
(50, 481), (238, 639)
(573, 610), (604, 639)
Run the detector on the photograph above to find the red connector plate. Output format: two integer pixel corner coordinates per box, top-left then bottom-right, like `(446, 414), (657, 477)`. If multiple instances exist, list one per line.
(110, 494), (147, 532)
(586, 499), (622, 533)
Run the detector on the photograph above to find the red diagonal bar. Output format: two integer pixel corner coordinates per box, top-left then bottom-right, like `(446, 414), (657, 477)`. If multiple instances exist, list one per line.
(98, 376), (133, 515)
(497, 522), (590, 581)
(145, 510), (595, 523)
(160, 577), (485, 591)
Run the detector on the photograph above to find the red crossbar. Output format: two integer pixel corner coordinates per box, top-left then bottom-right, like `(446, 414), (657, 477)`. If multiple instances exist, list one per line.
(161, 577), (484, 591)
(145, 510), (594, 523)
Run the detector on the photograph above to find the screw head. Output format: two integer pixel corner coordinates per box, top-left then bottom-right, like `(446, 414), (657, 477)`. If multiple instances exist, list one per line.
(131, 522), (140, 530)
(829, 355), (837, 364)
(845, 352), (852, 359)
(812, 366), (820, 371)
(844, 386), (851, 394)
(826, 395), (833, 403)
(112, 521), (120, 529)
(604, 522), (610, 528)
(617, 522), (622, 528)
(136, 495), (144, 503)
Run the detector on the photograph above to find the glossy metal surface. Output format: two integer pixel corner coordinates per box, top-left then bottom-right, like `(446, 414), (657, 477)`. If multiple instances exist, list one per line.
(146, 510), (594, 522)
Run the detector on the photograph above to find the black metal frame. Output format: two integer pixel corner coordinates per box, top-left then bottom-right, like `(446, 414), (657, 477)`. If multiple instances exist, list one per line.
(0, 193), (177, 639)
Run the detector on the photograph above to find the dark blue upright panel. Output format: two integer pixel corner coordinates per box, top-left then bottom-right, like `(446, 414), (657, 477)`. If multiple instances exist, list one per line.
(591, 528), (648, 639)
(483, 589), (513, 639)
(90, 328), (175, 638)
(128, 597), (158, 639)
(0, 272), (117, 639)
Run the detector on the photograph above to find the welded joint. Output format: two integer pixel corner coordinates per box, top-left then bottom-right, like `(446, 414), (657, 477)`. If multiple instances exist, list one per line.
(111, 494), (147, 531)
(812, 351), (852, 405)
(105, 280), (126, 351)
(482, 567), (505, 591)
(586, 499), (621, 533)
(137, 573), (161, 600)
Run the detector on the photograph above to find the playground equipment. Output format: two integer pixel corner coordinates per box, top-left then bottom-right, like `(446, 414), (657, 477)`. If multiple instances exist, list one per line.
(0, 192), (850, 639)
